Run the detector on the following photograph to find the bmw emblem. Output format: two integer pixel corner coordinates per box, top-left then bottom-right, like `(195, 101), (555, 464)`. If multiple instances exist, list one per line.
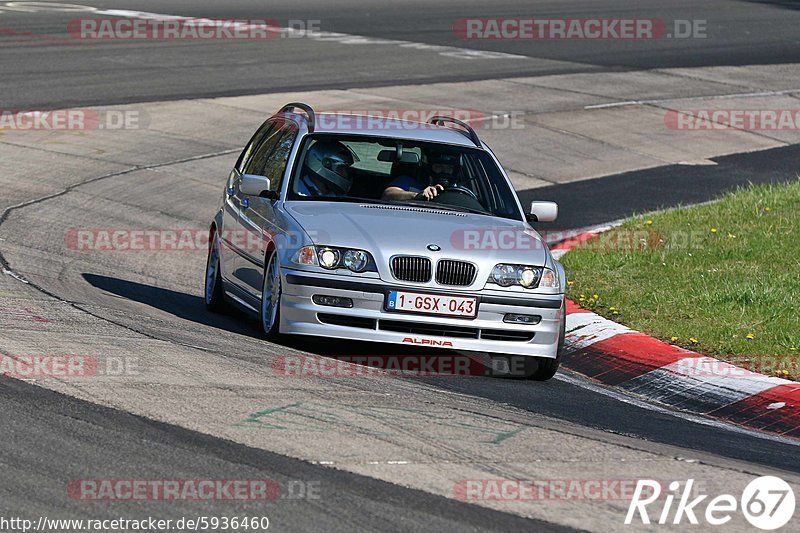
(427, 244), (441, 252)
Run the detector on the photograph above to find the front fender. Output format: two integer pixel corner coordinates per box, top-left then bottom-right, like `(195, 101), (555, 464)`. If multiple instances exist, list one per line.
(211, 208), (224, 233)
(554, 259), (567, 295)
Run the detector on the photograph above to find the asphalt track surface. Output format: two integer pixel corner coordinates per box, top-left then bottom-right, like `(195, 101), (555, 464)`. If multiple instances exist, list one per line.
(0, 0), (799, 108)
(0, 377), (567, 532)
(1, 1), (800, 531)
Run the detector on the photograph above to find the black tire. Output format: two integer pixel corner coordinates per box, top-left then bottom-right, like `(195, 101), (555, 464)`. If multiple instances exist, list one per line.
(529, 305), (566, 381)
(489, 303), (565, 381)
(529, 354), (561, 381)
(204, 230), (228, 313)
(260, 251), (282, 340)
(488, 354), (538, 379)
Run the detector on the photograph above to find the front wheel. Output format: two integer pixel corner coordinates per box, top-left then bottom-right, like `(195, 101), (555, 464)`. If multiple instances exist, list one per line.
(261, 251), (282, 339)
(488, 352), (560, 381)
(528, 354), (561, 382)
(489, 308), (565, 381)
(205, 230), (228, 313)
(529, 308), (566, 381)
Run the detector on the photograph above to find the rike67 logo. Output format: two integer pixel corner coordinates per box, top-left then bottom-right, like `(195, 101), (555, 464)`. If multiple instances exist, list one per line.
(626, 476), (795, 530)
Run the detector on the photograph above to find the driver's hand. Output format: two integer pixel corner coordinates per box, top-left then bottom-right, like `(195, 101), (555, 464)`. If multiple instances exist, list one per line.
(415, 184), (444, 201)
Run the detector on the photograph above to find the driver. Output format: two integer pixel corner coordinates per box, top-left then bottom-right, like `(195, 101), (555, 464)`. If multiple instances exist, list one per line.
(382, 150), (460, 201)
(296, 140), (354, 197)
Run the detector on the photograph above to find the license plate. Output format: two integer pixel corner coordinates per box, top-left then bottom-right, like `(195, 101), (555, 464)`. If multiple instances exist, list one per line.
(385, 291), (477, 318)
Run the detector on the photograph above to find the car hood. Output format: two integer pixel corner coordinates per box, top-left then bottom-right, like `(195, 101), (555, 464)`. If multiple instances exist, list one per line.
(284, 201), (549, 266)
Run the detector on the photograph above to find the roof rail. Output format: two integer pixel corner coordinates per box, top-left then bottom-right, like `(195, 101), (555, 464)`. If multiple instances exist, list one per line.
(279, 102), (316, 133)
(427, 116), (481, 147)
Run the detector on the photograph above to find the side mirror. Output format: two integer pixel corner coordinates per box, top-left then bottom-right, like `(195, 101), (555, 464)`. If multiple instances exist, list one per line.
(240, 174), (271, 197)
(527, 201), (558, 223)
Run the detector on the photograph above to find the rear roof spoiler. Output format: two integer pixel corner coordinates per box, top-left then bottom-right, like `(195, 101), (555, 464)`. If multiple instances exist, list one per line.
(278, 102), (316, 133)
(428, 116), (481, 148)
(275, 104), (482, 146)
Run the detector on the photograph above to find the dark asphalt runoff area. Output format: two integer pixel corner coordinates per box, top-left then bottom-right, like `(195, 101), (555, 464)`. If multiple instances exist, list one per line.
(522, 144), (800, 230)
(1, 0), (799, 530)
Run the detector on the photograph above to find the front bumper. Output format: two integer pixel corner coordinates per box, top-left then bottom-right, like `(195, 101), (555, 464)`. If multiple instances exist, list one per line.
(280, 269), (564, 358)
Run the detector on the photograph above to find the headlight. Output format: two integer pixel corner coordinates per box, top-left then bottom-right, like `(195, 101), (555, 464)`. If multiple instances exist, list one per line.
(491, 264), (519, 287)
(518, 267), (539, 288)
(291, 245), (376, 273)
(489, 264), (554, 289)
(318, 247), (340, 269)
(343, 249), (369, 272)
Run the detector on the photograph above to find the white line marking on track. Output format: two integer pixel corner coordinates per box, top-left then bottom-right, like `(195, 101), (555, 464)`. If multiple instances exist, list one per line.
(93, 8), (528, 61)
(2, 267), (30, 284)
(584, 89), (800, 109)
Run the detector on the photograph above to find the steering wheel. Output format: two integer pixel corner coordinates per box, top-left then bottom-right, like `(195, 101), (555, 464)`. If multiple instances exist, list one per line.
(434, 185), (479, 201)
(430, 185), (486, 212)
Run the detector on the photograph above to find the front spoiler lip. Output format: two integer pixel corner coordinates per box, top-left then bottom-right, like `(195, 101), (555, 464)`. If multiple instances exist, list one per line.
(284, 272), (562, 309)
(279, 321), (560, 359)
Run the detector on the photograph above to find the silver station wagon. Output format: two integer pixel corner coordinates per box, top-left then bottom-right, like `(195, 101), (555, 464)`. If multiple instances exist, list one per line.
(205, 103), (566, 380)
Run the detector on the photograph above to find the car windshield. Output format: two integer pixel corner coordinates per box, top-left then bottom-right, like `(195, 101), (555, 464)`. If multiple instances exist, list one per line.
(287, 134), (523, 221)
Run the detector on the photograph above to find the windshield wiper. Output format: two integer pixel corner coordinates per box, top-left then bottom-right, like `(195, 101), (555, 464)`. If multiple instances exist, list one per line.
(316, 195), (393, 205)
(398, 200), (490, 216)
(297, 195), (490, 215)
